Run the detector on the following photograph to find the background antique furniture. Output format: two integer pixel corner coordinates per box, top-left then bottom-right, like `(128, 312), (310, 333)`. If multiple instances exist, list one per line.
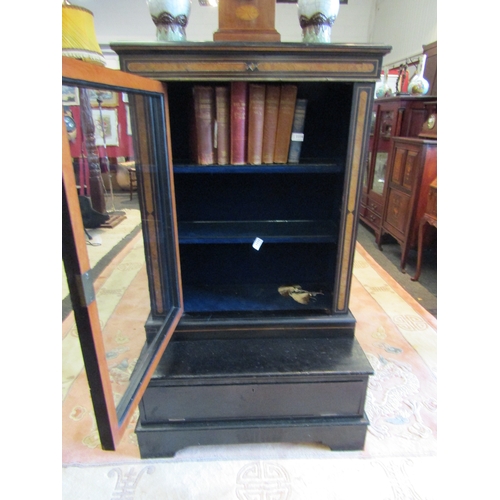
(380, 136), (437, 272)
(412, 177), (437, 282)
(422, 41), (437, 96)
(360, 95), (437, 246)
(116, 160), (137, 200)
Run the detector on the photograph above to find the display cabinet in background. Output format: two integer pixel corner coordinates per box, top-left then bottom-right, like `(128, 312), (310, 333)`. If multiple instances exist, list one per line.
(422, 41), (437, 96)
(381, 136), (437, 272)
(360, 95), (437, 246)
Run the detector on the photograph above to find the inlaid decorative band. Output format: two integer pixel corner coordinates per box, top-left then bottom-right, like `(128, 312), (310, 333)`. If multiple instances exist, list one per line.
(127, 61), (376, 76)
(299, 13), (336, 28)
(152, 12), (188, 27)
(337, 88), (368, 311)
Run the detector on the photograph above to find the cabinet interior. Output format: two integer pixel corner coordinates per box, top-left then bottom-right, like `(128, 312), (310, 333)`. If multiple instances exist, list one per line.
(166, 81), (354, 316)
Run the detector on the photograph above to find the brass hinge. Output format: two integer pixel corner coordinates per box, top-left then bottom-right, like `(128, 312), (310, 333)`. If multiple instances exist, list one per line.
(75, 270), (95, 307)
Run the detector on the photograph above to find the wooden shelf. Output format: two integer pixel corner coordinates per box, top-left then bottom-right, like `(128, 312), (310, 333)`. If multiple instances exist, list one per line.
(173, 163), (344, 174)
(178, 220), (338, 244)
(182, 283), (332, 314)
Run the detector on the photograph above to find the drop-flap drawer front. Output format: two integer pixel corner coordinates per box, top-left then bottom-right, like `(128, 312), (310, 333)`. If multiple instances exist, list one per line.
(125, 60), (379, 80)
(141, 379), (369, 423)
(114, 43), (388, 81)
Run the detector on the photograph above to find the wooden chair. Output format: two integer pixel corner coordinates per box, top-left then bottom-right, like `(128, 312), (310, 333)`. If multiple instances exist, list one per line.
(412, 178), (437, 282)
(116, 160), (137, 200)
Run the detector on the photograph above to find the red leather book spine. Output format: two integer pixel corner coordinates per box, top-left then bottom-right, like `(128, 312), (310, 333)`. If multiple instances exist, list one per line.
(273, 84), (298, 164)
(230, 81), (248, 165)
(261, 84), (281, 164)
(193, 85), (215, 165)
(215, 85), (230, 165)
(247, 84), (266, 165)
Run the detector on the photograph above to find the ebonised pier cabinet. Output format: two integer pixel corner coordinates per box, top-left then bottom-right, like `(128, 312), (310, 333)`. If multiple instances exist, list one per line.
(109, 42), (391, 458)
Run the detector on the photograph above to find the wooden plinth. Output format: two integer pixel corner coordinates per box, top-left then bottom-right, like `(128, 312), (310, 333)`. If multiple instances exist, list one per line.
(136, 335), (373, 457)
(136, 415), (370, 458)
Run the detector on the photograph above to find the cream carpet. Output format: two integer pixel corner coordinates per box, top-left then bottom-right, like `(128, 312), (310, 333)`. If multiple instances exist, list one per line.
(62, 241), (437, 499)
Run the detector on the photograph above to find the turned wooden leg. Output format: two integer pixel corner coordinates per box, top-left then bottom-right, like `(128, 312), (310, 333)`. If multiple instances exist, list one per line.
(400, 244), (407, 273)
(411, 218), (427, 282)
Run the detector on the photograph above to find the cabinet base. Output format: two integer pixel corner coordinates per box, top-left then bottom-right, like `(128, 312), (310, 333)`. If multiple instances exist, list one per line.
(136, 336), (372, 458)
(135, 414), (370, 458)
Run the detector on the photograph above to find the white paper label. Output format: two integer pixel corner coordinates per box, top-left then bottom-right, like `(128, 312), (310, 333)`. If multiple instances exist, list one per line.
(291, 133), (304, 142)
(252, 237), (264, 251)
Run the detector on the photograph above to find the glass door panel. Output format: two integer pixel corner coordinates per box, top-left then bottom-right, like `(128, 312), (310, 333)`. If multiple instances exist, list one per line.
(372, 151), (387, 195)
(62, 57), (183, 450)
(370, 109), (394, 196)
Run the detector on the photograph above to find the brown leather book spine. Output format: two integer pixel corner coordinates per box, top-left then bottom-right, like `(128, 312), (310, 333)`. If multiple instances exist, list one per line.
(215, 85), (230, 165)
(273, 84), (298, 164)
(261, 85), (281, 164)
(247, 84), (266, 165)
(230, 81), (248, 165)
(193, 85), (215, 165)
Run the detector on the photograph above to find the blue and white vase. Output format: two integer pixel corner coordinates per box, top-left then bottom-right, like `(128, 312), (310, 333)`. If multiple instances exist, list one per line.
(298, 0), (340, 43)
(408, 55), (430, 95)
(147, 0), (191, 42)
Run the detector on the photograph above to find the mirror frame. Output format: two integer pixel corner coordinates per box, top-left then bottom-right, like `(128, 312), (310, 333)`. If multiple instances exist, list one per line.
(62, 57), (183, 450)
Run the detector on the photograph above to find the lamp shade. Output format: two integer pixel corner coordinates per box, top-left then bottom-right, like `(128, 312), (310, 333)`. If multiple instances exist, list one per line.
(62, 4), (105, 66)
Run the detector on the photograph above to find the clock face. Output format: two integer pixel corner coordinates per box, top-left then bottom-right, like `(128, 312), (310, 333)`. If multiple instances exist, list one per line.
(426, 114), (436, 130)
(235, 4), (259, 21)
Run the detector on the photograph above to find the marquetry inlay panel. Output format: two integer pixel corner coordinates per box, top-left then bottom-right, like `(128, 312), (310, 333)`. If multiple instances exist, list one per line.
(130, 95), (164, 316)
(337, 85), (371, 313)
(392, 148), (405, 184)
(386, 190), (410, 234)
(403, 151), (418, 189)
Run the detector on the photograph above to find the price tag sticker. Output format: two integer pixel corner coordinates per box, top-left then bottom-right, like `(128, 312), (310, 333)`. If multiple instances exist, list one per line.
(291, 133), (304, 142)
(252, 237), (264, 251)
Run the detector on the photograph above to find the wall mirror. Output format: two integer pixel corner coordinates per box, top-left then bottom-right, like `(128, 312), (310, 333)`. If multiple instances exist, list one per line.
(62, 57), (183, 450)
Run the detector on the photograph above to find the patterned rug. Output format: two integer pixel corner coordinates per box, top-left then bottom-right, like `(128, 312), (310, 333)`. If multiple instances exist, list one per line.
(62, 240), (437, 499)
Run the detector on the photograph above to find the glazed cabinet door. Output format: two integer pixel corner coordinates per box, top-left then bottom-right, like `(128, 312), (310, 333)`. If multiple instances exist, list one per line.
(62, 57), (183, 450)
(381, 137), (437, 270)
(384, 142), (420, 241)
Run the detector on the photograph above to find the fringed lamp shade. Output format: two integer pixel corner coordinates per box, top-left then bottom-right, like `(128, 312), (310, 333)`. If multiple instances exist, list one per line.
(62, 3), (105, 66)
(62, 2), (108, 214)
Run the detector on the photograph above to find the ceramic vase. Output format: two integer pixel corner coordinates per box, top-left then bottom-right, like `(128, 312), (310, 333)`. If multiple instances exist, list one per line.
(375, 68), (392, 99)
(298, 0), (340, 43)
(408, 55), (430, 95)
(147, 0), (191, 42)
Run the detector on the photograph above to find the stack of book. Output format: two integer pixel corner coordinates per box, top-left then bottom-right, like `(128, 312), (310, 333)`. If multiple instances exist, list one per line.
(191, 83), (307, 165)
